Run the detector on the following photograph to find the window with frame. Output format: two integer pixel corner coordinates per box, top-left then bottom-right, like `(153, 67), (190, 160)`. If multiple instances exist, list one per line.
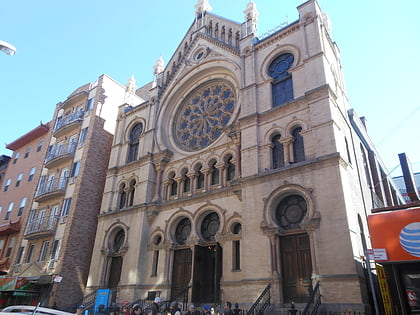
(128, 180), (136, 207)
(0, 240), (4, 255)
(86, 97), (95, 112)
(13, 152), (20, 164)
(126, 123), (143, 163)
(196, 164), (204, 189)
(181, 168), (190, 193)
(15, 246), (25, 264)
(4, 178), (11, 192)
(70, 161), (80, 177)
(24, 147), (31, 158)
(26, 244), (35, 263)
(269, 53), (294, 107)
(36, 139), (44, 152)
(39, 241), (50, 261)
(209, 160), (219, 186)
(292, 126), (305, 163)
(79, 127), (88, 145)
(169, 172), (177, 196)
(15, 173), (23, 187)
(18, 197), (26, 217)
(5, 237), (15, 257)
(61, 198), (72, 216)
(118, 184), (126, 209)
(5, 202), (13, 220)
(226, 155), (235, 181)
(271, 134), (284, 169)
(28, 167), (36, 182)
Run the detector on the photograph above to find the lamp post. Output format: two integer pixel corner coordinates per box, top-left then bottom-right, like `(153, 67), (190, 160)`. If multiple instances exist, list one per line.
(0, 40), (16, 55)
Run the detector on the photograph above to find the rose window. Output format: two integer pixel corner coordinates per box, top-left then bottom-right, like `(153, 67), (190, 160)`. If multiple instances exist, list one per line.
(174, 80), (235, 151)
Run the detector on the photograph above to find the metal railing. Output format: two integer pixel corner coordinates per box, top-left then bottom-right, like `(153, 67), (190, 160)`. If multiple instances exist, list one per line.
(246, 283), (271, 315)
(45, 142), (76, 164)
(35, 177), (68, 198)
(53, 110), (84, 132)
(302, 281), (321, 315)
(24, 215), (59, 236)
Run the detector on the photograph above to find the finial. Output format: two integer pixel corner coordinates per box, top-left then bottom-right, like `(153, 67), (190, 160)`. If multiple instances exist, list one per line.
(195, 0), (212, 16)
(153, 56), (164, 75)
(124, 75), (136, 105)
(243, 0), (258, 36)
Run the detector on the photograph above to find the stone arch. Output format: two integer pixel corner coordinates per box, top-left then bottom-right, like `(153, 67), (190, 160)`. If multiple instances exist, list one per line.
(166, 210), (195, 246)
(260, 44), (301, 82)
(263, 184), (317, 230)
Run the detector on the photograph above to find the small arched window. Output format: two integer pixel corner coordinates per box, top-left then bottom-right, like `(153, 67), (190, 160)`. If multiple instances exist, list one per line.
(292, 126), (305, 163)
(118, 183), (126, 210)
(209, 160), (219, 186)
(196, 164), (204, 189)
(271, 134), (284, 169)
(268, 53), (294, 107)
(226, 155), (235, 181)
(169, 172), (177, 196)
(126, 123), (143, 163)
(181, 168), (190, 193)
(128, 180), (136, 207)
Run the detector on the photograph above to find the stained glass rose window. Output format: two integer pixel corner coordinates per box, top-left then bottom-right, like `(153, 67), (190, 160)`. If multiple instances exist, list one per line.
(174, 80), (235, 151)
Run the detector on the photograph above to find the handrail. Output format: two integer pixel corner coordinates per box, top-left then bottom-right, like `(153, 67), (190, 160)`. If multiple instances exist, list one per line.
(246, 283), (271, 315)
(302, 281), (321, 315)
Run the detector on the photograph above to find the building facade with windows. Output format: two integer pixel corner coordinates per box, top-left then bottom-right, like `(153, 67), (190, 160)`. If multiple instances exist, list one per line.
(0, 123), (50, 304)
(6, 74), (134, 311)
(85, 1), (403, 313)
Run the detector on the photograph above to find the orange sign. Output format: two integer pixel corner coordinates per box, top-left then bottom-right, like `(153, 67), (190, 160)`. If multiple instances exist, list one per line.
(368, 207), (420, 262)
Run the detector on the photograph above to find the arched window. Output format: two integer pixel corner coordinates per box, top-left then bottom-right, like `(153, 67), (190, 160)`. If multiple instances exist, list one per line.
(169, 172), (177, 196)
(226, 155), (235, 181)
(128, 180), (136, 207)
(175, 218), (191, 245)
(268, 53), (294, 107)
(118, 183), (126, 210)
(292, 126), (305, 163)
(126, 123), (143, 163)
(196, 164), (204, 189)
(209, 160), (219, 186)
(181, 168), (190, 193)
(275, 195), (307, 230)
(201, 212), (220, 241)
(271, 134), (284, 169)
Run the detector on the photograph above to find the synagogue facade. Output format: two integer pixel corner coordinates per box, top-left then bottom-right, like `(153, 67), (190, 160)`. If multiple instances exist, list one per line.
(85, 1), (402, 313)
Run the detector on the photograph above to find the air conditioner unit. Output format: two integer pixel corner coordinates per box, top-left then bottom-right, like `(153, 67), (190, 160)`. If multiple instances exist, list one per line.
(60, 216), (67, 224)
(68, 177), (77, 184)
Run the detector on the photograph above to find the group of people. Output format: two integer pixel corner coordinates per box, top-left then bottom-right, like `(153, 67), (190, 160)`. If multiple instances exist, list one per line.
(88, 297), (236, 315)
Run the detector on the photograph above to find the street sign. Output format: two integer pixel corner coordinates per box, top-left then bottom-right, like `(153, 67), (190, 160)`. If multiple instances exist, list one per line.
(367, 248), (388, 261)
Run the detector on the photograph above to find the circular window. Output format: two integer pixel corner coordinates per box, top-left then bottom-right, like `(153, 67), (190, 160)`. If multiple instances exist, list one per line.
(201, 212), (220, 241)
(153, 235), (162, 246)
(173, 80), (235, 151)
(113, 229), (125, 253)
(175, 218), (191, 245)
(275, 195), (307, 229)
(231, 222), (242, 235)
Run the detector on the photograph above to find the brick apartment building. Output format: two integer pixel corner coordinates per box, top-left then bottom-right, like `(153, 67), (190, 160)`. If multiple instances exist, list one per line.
(0, 74), (137, 311)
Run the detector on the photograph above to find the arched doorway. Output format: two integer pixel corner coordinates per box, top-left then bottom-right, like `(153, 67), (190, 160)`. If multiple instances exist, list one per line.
(192, 212), (222, 303)
(276, 194), (313, 303)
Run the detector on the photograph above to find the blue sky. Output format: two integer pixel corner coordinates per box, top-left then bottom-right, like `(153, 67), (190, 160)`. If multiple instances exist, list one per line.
(1, 0), (419, 176)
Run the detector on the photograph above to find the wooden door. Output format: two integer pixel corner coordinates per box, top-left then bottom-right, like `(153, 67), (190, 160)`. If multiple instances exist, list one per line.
(192, 244), (222, 303)
(171, 248), (192, 300)
(281, 234), (312, 303)
(108, 256), (122, 289)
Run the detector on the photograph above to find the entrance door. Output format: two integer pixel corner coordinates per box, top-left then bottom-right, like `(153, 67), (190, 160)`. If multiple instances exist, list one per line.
(192, 244), (222, 303)
(171, 248), (192, 300)
(281, 234), (312, 303)
(107, 256), (123, 289)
